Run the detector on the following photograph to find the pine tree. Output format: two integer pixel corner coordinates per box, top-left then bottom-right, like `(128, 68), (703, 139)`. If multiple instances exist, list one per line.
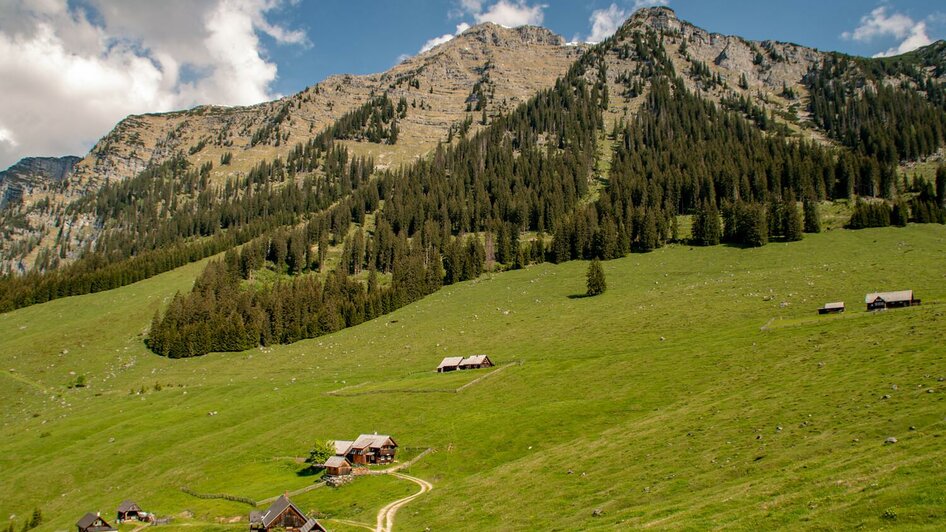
(936, 164), (946, 207)
(782, 200), (803, 241)
(803, 199), (821, 233)
(586, 259), (606, 296)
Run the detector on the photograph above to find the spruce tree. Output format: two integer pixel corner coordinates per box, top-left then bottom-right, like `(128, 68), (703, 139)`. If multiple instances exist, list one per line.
(586, 259), (606, 296)
(936, 164), (946, 207)
(803, 199), (821, 233)
(782, 199), (803, 241)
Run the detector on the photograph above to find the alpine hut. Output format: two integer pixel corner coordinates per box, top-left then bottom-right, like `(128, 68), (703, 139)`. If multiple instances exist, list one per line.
(324, 455), (352, 476)
(459, 354), (494, 370)
(76, 513), (116, 532)
(818, 302), (845, 314)
(249, 494), (325, 532)
(865, 290), (920, 311)
(437, 356), (464, 373)
(346, 434), (398, 465)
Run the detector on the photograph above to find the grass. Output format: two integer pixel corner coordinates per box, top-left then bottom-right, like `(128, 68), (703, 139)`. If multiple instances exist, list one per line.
(1, 224), (945, 530)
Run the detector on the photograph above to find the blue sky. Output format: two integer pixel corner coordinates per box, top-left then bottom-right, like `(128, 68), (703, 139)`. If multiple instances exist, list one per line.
(0, 0), (944, 168)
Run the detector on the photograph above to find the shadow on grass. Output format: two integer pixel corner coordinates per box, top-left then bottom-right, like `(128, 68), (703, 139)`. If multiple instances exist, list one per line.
(567, 293), (598, 299)
(296, 466), (324, 478)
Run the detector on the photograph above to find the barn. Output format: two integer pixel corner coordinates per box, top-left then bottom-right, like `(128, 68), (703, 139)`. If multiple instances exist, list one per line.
(865, 290), (920, 311)
(324, 455), (352, 476)
(76, 513), (116, 532)
(818, 302), (845, 314)
(249, 494), (325, 532)
(437, 356), (464, 372)
(459, 354), (494, 370)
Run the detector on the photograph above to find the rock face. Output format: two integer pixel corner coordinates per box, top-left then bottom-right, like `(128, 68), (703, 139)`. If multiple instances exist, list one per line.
(0, 156), (80, 208)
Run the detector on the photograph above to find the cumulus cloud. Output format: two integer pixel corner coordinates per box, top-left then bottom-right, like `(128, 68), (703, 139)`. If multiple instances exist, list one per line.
(841, 6), (932, 58)
(0, 0), (307, 169)
(587, 4), (628, 44)
(473, 0), (545, 27)
(419, 22), (472, 54)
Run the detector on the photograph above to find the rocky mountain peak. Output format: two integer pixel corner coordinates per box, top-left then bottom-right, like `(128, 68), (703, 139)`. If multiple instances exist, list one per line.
(627, 6), (681, 33)
(453, 22), (565, 49)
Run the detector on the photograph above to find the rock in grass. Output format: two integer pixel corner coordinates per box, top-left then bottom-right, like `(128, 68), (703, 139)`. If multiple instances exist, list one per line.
(592, 509), (604, 517)
(885, 437), (898, 444)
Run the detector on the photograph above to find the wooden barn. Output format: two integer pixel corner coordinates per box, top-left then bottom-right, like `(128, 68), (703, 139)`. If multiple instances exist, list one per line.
(865, 290), (920, 311)
(249, 494), (325, 532)
(818, 302), (845, 314)
(76, 513), (116, 532)
(116, 500), (146, 522)
(324, 455), (352, 476)
(459, 354), (494, 370)
(345, 434), (398, 465)
(437, 356), (464, 372)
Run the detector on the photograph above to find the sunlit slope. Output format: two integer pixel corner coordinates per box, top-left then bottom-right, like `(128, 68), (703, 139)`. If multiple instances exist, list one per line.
(1, 225), (944, 530)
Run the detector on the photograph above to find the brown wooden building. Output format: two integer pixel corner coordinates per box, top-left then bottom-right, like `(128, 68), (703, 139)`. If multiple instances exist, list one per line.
(341, 434), (398, 465)
(76, 513), (116, 532)
(249, 495), (325, 532)
(437, 356), (464, 373)
(459, 355), (494, 370)
(116, 500), (146, 522)
(818, 301), (845, 314)
(324, 455), (352, 476)
(866, 290), (920, 311)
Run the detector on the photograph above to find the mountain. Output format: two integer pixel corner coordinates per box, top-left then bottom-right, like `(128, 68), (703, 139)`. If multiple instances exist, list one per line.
(0, 156), (79, 208)
(0, 22), (585, 274)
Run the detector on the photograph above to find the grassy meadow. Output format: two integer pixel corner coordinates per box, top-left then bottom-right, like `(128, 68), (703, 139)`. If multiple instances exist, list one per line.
(1, 224), (945, 530)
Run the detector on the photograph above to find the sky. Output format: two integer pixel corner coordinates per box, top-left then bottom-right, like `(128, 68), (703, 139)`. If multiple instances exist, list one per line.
(0, 0), (944, 170)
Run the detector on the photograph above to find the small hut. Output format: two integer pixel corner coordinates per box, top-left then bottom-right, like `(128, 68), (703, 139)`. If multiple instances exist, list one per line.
(865, 290), (920, 311)
(76, 513), (116, 532)
(116, 500), (145, 522)
(324, 455), (352, 476)
(437, 356), (464, 373)
(249, 494), (325, 532)
(818, 302), (845, 314)
(459, 355), (494, 370)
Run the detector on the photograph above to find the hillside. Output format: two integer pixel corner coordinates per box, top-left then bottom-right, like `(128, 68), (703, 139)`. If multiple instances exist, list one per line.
(0, 22), (584, 274)
(0, 225), (944, 530)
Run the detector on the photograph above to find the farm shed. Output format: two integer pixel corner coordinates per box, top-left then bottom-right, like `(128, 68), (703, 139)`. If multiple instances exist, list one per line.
(818, 302), (845, 314)
(346, 434), (398, 465)
(459, 354), (494, 370)
(865, 290), (920, 311)
(116, 500), (146, 522)
(76, 512), (116, 532)
(324, 455), (352, 476)
(437, 356), (464, 372)
(249, 494), (325, 532)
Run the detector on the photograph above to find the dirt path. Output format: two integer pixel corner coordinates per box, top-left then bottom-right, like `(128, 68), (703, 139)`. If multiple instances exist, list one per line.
(374, 473), (433, 532)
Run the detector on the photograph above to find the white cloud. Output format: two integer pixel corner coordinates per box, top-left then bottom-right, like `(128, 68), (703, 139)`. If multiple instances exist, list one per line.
(0, 0), (307, 168)
(633, 0), (669, 9)
(841, 6), (932, 58)
(587, 4), (628, 44)
(419, 22), (472, 54)
(474, 0), (545, 27)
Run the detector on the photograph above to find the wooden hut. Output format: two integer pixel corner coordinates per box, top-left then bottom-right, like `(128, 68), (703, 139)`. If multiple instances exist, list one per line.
(437, 356), (464, 372)
(865, 290), (920, 311)
(459, 354), (494, 370)
(324, 455), (352, 476)
(346, 434), (398, 465)
(249, 494), (325, 532)
(76, 513), (116, 532)
(116, 500), (145, 522)
(818, 302), (845, 314)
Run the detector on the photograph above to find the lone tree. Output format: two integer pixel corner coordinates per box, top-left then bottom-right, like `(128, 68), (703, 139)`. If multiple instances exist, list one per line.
(305, 440), (336, 468)
(586, 259), (606, 296)
(803, 199), (821, 233)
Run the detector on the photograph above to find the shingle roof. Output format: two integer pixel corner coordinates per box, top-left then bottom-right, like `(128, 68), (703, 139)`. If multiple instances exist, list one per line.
(352, 434), (396, 450)
(117, 500), (141, 513)
(260, 495), (294, 528)
(822, 301), (845, 309)
(325, 455), (350, 468)
(333, 440), (354, 455)
(76, 513), (116, 531)
(437, 356), (464, 369)
(865, 290), (913, 303)
(460, 355), (490, 365)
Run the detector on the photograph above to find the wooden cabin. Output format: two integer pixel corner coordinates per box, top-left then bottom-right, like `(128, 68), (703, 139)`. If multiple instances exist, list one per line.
(818, 302), (845, 314)
(437, 356), (464, 373)
(116, 500), (146, 522)
(249, 495), (325, 532)
(76, 513), (116, 532)
(459, 354), (494, 370)
(346, 434), (398, 465)
(865, 290), (920, 311)
(324, 455), (352, 476)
